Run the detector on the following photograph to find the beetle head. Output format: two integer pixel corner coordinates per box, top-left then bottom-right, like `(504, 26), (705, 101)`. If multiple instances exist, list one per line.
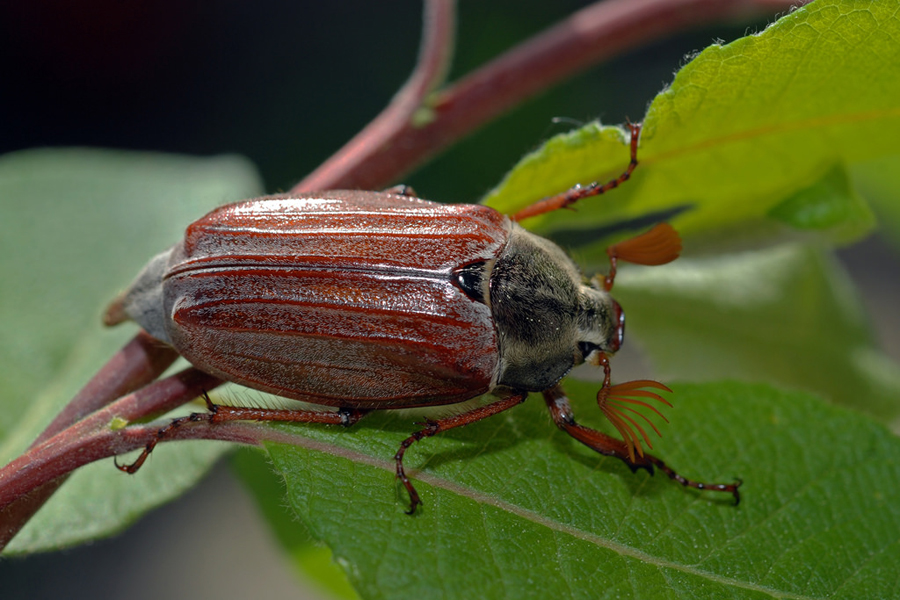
(575, 283), (624, 367)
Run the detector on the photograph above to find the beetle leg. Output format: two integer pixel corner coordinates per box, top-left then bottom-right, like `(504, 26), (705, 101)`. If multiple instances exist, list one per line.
(510, 122), (641, 222)
(202, 398), (368, 428)
(542, 384), (741, 504)
(114, 409), (212, 474)
(383, 184), (419, 198)
(394, 392), (527, 514)
(115, 393), (367, 474)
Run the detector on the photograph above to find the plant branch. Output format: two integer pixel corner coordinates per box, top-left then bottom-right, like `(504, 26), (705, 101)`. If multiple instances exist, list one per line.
(36, 332), (179, 445)
(0, 415), (309, 514)
(294, 0), (456, 194)
(0, 366), (220, 546)
(294, 0), (807, 193)
(0, 332), (180, 549)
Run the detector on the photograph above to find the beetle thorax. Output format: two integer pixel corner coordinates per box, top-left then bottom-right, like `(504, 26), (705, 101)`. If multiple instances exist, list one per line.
(489, 225), (622, 392)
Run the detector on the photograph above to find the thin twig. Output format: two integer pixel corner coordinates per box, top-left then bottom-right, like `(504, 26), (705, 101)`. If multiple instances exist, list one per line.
(0, 368), (221, 544)
(294, 0), (807, 193)
(295, 0), (456, 193)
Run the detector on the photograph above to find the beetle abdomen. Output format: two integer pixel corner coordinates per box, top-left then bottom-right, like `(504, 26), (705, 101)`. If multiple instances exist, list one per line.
(156, 191), (511, 407)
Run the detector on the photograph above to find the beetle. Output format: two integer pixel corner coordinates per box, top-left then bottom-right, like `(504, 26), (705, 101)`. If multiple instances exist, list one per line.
(105, 123), (740, 512)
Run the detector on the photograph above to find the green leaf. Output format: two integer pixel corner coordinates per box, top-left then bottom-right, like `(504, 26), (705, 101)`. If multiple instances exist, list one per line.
(484, 0), (898, 244)
(852, 155), (900, 248)
(266, 381), (900, 599)
(613, 243), (900, 424)
(767, 165), (874, 242)
(0, 148), (264, 554)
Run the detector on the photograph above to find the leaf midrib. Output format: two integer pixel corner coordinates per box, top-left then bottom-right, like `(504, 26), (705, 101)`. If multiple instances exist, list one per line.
(267, 434), (816, 600)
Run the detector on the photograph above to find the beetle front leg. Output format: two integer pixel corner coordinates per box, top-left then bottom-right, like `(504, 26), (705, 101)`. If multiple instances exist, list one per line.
(542, 385), (741, 504)
(510, 122), (641, 222)
(394, 392), (527, 514)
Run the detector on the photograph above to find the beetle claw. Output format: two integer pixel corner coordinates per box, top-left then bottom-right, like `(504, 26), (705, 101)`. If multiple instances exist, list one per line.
(404, 493), (423, 515)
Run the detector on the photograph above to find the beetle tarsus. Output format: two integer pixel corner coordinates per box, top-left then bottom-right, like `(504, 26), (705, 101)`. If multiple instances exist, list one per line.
(394, 432), (427, 514)
(645, 455), (742, 505)
(202, 391), (218, 413)
(510, 122), (642, 222)
(115, 411), (208, 474)
(625, 461), (654, 476)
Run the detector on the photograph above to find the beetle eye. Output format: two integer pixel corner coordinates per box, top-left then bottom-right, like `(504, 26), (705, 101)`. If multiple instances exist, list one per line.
(578, 341), (601, 361)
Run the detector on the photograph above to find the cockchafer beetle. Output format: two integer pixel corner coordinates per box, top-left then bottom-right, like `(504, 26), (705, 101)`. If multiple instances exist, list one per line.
(105, 123), (741, 512)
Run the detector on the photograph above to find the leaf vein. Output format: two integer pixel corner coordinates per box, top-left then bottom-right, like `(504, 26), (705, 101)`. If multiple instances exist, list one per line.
(275, 434), (821, 599)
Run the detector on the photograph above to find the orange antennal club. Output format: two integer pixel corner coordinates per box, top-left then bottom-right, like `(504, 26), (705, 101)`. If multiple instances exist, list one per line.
(603, 223), (681, 290)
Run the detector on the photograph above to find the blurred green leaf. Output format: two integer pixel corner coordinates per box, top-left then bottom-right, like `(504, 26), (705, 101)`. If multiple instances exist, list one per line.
(767, 164), (874, 242)
(267, 381), (900, 599)
(485, 0), (898, 245)
(853, 155), (900, 247)
(0, 148), (263, 554)
(613, 243), (900, 423)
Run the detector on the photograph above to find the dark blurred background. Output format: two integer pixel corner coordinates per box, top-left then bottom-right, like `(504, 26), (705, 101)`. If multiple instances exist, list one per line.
(0, 0), (772, 201)
(6, 2), (887, 599)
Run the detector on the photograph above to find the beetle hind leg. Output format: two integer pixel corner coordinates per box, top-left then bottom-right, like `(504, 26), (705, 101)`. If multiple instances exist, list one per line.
(543, 384), (741, 504)
(394, 392), (527, 514)
(116, 393), (367, 474)
(115, 408), (212, 474)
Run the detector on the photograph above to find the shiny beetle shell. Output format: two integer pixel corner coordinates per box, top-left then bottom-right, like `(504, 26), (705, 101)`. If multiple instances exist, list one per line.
(109, 189), (623, 408)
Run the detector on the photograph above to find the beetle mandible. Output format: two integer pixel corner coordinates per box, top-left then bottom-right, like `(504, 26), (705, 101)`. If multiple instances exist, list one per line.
(106, 123), (741, 512)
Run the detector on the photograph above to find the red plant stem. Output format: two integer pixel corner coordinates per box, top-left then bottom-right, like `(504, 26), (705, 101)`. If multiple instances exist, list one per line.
(295, 0), (806, 193)
(294, 0), (455, 194)
(35, 332), (179, 445)
(0, 368), (222, 512)
(0, 419), (299, 513)
(0, 332), (181, 549)
(0, 367), (220, 547)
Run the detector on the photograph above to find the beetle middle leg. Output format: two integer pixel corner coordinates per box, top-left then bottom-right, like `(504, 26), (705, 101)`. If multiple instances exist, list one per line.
(542, 384), (741, 504)
(116, 393), (367, 474)
(394, 391), (527, 514)
(382, 184), (419, 197)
